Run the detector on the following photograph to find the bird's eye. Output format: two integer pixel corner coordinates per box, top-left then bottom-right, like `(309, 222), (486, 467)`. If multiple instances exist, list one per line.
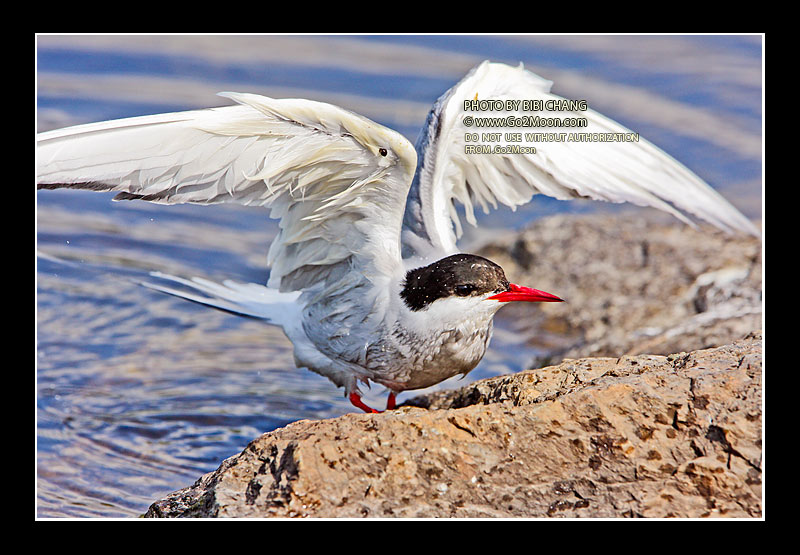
(455, 284), (475, 296)
(379, 148), (388, 157)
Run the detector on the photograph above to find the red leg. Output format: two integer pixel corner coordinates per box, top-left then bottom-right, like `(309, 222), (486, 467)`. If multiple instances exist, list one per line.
(349, 391), (379, 413)
(386, 391), (397, 411)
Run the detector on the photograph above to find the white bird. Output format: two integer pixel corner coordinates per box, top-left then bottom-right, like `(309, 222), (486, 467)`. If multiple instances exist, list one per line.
(36, 61), (759, 413)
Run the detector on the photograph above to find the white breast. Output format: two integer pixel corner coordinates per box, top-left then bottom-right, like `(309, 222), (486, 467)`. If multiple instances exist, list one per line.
(359, 295), (502, 391)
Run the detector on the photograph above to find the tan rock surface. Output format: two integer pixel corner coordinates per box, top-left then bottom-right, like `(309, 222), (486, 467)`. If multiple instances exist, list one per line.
(477, 213), (762, 365)
(145, 332), (762, 518)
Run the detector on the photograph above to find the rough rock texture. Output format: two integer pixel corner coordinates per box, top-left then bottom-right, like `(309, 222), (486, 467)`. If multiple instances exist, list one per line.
(477, 213), (762, 367)
(144, 214), (763, 518)
(145, 332), (762, 518)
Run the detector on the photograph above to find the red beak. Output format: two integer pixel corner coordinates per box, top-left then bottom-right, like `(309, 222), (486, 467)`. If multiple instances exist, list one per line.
(487, 283), (564, 303)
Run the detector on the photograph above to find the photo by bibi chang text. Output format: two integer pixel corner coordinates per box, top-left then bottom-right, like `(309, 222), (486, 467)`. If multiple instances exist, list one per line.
(462, 98), (593, 129)
(463, 99), (589, 112)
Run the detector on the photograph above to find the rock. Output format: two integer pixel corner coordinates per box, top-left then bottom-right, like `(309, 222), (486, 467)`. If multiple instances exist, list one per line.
(144, 332), (762, 518)
(476, 212), (762, 366)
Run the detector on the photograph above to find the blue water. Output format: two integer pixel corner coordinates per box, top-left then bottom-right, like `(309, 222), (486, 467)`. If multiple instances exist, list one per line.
(36, 34), (763, 517)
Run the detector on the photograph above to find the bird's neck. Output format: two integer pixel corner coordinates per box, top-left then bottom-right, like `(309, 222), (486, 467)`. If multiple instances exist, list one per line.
(395, 293), (501, 337)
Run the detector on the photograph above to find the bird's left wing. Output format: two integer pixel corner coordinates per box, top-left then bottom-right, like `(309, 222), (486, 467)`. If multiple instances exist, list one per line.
(401, 61), (759, 260)
(37, 93), (418, 294)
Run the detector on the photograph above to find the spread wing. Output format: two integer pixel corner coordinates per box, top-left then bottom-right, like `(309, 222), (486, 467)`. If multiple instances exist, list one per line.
(37, 93), (418, 294)
(401, 61), (759, 261)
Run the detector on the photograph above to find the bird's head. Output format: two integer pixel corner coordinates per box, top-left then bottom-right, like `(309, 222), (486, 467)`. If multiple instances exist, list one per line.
(400, 253), (563, 322)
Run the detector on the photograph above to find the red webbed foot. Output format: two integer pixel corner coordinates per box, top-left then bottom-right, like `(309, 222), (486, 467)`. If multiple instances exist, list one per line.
(349, 391), (398, 413)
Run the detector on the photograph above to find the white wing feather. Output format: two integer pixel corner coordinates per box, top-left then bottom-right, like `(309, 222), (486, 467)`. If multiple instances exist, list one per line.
(37, 93), (418, 293)
(401, 61), (759, 260)
(38, 62), (757, 288)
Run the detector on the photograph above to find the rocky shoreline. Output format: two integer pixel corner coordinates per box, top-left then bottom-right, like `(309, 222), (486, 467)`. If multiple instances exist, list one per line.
(143, 213), (763, 518)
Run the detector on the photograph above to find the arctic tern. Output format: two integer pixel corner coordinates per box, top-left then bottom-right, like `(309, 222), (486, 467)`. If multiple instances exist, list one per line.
(36, 61), (759, 413)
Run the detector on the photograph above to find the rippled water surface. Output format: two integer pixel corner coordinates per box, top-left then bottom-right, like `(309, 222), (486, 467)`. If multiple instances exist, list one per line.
(36, 34), (763, 517)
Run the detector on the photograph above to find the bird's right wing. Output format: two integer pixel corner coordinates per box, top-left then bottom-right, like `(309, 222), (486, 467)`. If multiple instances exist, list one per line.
(37, 93), (418, 295)
(401, 61), (760, 261)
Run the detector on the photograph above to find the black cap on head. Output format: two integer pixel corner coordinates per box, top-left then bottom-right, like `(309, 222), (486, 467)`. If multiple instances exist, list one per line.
(401, 254), (510, 312)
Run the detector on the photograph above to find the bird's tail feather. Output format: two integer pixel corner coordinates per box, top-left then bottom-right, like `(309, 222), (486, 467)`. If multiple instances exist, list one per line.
(141, 272), (301, 324)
